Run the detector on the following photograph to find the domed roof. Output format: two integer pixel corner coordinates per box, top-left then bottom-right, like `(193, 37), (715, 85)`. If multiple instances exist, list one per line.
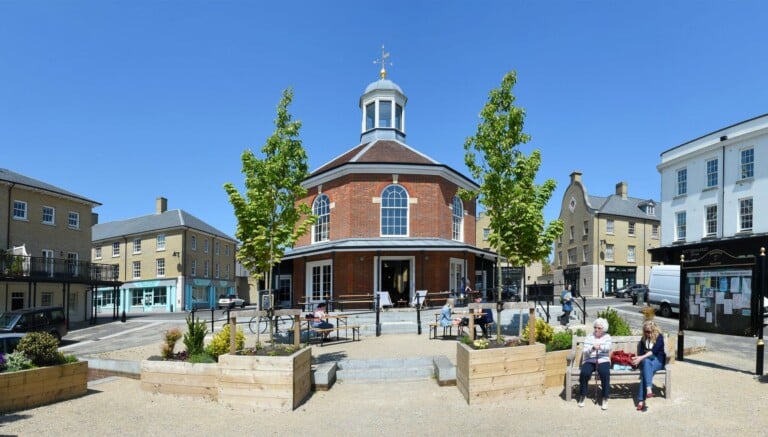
(363, 79), (403, 95)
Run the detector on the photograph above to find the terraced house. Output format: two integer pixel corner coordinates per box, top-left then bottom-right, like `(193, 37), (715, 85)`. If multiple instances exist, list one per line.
(0, 168), (119, 324)
(91, 197), (237, 314)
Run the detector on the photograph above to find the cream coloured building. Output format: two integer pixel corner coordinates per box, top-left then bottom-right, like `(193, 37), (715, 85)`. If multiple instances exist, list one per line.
(553, 172), (661, 297)
(92, 197), (237, 313)
(1, 168), (118, 324)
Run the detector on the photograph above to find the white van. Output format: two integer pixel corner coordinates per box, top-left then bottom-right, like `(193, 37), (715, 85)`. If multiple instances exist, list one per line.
(648, 265), (680, 318)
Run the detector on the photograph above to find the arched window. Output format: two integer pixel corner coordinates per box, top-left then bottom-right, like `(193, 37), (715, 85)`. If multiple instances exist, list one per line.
(381, 185), (408, 236)
(452, 196), (463, 241)
(312, 194), (330, 243)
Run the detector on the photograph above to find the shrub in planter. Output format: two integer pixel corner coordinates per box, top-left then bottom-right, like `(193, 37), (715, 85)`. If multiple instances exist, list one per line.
(547, 330), (573, 352)
(183, 315), (208, 356)
(3, 350), (33, 372)
(522, 318), (554, 345)
(16, 332), (60, 366)
(161, 328), (182, 360)
(205, 324), (245, 360)
(597, 307), (632, 336)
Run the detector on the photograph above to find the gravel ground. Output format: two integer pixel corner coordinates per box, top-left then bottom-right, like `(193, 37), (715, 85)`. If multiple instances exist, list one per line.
(1, 334), (767, 436)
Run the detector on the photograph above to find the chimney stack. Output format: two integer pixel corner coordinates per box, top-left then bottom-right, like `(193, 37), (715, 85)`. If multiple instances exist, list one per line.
(615, 182), (628, 199)
(156, 197), (167, 214)
(570, 171), (582, 184)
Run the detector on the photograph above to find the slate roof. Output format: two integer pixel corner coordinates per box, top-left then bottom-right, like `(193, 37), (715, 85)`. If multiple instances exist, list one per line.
(92, 209), (235, 242)
(0, 168), (100, 206)
(587, 194), (660, 221)
(312, 139), (438, 175)
(282, 237), (497, 260)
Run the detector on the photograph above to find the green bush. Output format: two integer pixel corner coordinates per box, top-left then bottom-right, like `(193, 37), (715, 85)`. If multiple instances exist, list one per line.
(547, 330), (573, 352)
(183, 315), (208, 356)
(522, 318), (554, 345)
(4, 350), (34, 372)
(596, 307), (632, 336)
(188, 353), (216, 364)
(205, 324), (245, 360)
(16, 332), (60, 366)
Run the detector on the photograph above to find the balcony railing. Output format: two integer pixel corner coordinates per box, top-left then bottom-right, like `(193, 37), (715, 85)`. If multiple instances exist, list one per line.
(0, 254), (119, 283)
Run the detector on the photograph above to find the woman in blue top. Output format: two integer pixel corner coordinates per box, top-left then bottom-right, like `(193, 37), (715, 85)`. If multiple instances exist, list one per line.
(632, 320), (666, 411)
(439, 299), (463, 336)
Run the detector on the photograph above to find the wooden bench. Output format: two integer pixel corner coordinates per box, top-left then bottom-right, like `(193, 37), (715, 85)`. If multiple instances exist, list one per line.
(428, 321), (455, 339)
(308, 325), (361, 346)
(565, 335), (674, 401)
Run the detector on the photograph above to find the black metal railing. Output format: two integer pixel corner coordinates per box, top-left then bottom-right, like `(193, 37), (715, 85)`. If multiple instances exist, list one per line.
(0, 254), (119, 283)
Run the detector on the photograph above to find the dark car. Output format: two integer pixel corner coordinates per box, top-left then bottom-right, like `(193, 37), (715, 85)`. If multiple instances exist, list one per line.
(615, 284), (648, 303)
(0, 306), (68, 342)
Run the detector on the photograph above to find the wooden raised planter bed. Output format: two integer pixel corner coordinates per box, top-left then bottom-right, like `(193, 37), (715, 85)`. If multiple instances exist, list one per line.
(0, 360), (88, 413)
(543, 349), (571, 389)
(218, 347), (312, 412)
(456, 342), (546, 404)
(140, 360), (218, 399)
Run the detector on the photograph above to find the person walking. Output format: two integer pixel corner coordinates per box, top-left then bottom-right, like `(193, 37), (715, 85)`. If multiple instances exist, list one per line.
(560, 284), (573, 326)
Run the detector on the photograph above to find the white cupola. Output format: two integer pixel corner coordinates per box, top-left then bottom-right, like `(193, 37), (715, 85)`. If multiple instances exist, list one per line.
(359, 47), (407, 143)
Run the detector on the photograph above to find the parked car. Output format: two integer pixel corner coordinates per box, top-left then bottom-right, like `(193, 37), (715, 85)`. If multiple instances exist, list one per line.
(0, 332), (26, 356)
(614, 284), (647, 300)
(0, 306), (68, 342)
(217, 294), (246, 309)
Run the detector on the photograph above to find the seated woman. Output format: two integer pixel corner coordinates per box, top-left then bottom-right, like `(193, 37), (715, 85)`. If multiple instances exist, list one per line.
(578, 317), (612, 410)
(439, 299), (464, 337)
(312, 302), (335, 339)
(632, 320), (666, 412)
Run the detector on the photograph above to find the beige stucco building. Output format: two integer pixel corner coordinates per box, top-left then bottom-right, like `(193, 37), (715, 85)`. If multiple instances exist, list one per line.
(1, 168), (119, 323)
(91, 197), (237, 313)
(553, 172), (661, 297)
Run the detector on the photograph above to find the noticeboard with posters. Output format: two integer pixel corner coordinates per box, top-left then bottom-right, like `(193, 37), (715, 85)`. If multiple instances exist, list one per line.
(682, 249), (756, 337)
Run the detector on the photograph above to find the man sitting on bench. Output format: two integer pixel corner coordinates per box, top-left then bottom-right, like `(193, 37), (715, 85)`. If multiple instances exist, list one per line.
(473, 294), (494, 338)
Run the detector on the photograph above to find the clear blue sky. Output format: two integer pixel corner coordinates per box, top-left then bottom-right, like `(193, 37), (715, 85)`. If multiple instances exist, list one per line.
(2, 1), (767, 246)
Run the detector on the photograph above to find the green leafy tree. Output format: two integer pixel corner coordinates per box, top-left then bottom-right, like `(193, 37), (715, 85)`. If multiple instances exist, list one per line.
(462, 71), (563, 337)
(224, 88), (315, 300)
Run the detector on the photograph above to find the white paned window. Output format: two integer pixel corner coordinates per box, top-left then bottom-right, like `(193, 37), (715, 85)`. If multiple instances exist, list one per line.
(42, 206), (55, 225)
(157, 234), (166, 251)
(451, 196), (463, 242)
(652, 224), (659, 239)
(705, 205), (717, 236)
(739, 198), (753, 231)
(606, 244), (614, 262)
(567, 248), (576, 265)
(675, 211), (687, 241)
(191, 259), (197, 276)
(95, 247), (102, 259)
(313, 194), (330, 243)
(156, 258), (165, 277)
(132, 261), (141, 279)
(628, 246), (636, 262)
(706, 158), (718, 187)
(133, 238), (141, 254)
(112, 242), (120, 257)
(68, 211), (79, 229)
(676, 168), (687, 196)
(628, 222), (635, 236)
(741, 148), (754, 179)
(191, 235), (197, 250)
(380, 185), (408, 236)
(13, 200), (27, 220)
(606, 219), (614, 234)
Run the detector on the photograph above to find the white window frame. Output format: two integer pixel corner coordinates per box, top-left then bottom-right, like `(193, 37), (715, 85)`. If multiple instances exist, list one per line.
(306, 259), (333, 303)
(132, 261), (141, 279)
(706, 158), (719, 188)
(94, 247), (102, 259)
(13, 200), (27, 220)
(567, 248), (576, 265)
(191, 259), (197, 276)
(204, 239), (209, 253)
(157, 234), (166, 251)
(112, 242), (120, 257)
(133, 238), (142, 254)
(156, 258), (165, 277)
(739, 198), (753, 232)
(605, 244), (615, 262)
(42, 206), (55, 225)
(627, 245), (636, 263)
(380, 184), (409, 237)
(652, 224), (659, 239)
(705, 205), (718, 236)
(68, 211), (80, 229)
(628, 222), (635, 236)
(740, 147), (754, 180)
(451, 196), (464, 242)
(606, 219), (614, 234)
(191, 235), (197, 251)
(676, 168), (687, 196)
(675, 211), (687, 241)
(215, 241), (220, 256)
(204, 260), (209, 278)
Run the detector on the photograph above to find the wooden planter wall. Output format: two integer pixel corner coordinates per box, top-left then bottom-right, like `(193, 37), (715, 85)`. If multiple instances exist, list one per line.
(0, 361), (88, 413)
(218, 347), (311, 412)
(543, 349), (571, 389)
(140, 361), (218, 399)
(457, 342), (546, 404)
(139, 347), (312, 412)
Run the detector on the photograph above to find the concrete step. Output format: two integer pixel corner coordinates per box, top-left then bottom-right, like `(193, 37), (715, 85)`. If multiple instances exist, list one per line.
(335, 356), (437, 383)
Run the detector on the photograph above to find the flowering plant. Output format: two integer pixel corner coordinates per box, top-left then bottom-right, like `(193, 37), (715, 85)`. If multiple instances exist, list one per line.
(472, 338), (489, 349)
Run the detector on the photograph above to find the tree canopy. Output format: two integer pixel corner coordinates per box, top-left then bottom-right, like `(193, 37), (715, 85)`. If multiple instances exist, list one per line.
(462, 71), (563, 270)
(223, 88), (315, 292)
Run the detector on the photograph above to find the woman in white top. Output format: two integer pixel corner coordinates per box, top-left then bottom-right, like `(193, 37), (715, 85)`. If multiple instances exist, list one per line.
(577, 317), (612, 410)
